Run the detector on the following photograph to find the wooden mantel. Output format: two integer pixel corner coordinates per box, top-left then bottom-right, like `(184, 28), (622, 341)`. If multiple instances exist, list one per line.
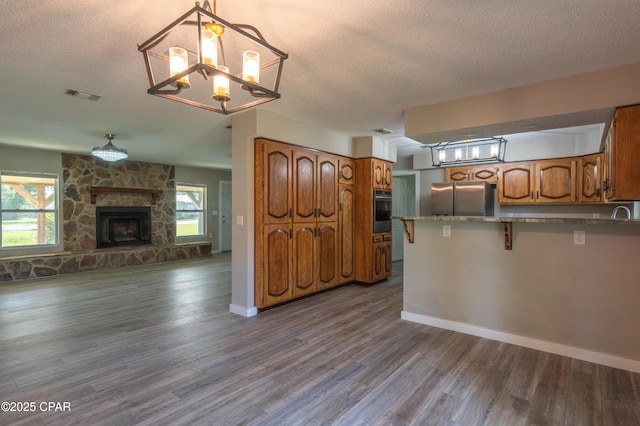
(87, 186), (163, 205)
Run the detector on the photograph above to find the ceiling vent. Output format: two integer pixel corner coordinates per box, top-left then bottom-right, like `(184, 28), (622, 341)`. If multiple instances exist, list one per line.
(372, 128), (393, 134)
(63, 89), (102, 101)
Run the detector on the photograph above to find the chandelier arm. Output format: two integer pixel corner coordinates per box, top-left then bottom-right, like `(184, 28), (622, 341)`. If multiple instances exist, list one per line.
(138, 5), (200, 52)
(233, 23), (267, 43)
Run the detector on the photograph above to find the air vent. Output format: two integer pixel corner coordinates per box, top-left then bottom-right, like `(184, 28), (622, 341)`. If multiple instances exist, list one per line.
(372, 128), (393, 134)
(63, 89), (102, 101)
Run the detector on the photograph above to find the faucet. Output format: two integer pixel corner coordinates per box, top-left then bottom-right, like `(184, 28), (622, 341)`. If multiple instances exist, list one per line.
(611, 205), (631, 220)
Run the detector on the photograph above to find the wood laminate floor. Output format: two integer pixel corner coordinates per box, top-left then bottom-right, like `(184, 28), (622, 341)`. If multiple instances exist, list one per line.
(1, 254), (639, 425)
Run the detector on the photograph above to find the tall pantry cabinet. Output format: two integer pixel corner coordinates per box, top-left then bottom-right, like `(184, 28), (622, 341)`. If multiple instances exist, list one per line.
(355, 158), (393, 284)
(255, 138), (341, 308)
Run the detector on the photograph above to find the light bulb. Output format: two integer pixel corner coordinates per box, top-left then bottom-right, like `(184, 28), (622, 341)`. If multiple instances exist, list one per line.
(243, 50), (260, 84)
(213, 66), (230, 102)
(202, 30), (218, 67)
(169, 47), (190, 88)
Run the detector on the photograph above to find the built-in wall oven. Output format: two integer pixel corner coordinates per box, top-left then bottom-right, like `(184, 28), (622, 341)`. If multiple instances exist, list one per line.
(373, 189), (392, 233)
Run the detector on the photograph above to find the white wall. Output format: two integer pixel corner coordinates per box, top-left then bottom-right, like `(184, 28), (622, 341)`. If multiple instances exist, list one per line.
(174, 165), (232, 252)
(402, 219), (640, 373)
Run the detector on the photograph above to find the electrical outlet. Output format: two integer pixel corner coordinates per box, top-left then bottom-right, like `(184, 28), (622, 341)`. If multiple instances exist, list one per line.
(443, 225), (451, 237)
(574, 230), (586, 245)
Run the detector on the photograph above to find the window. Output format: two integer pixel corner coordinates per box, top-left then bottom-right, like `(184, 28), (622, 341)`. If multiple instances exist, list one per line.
(1, 172), (58, 248)
(176, 184), (206, 237)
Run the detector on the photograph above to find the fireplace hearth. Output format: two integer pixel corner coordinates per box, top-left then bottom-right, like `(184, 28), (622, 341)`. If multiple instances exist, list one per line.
(96, 206), (152, 248)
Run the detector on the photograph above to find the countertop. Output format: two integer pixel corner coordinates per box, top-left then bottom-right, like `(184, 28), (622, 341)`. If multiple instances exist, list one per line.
(393, 215), (640, 225)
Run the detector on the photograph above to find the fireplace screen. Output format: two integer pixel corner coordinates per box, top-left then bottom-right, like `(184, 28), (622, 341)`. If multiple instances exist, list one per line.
(96, 206), (151, 248)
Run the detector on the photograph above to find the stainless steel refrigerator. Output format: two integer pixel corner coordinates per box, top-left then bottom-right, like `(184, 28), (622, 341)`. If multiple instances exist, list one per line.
(431, 181), (494, 216)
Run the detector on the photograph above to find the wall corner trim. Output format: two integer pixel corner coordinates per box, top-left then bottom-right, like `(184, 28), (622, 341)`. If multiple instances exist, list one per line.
(229, 304), (258, 317)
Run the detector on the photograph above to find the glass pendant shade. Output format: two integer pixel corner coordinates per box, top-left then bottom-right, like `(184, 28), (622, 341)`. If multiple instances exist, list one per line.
(169, 47), (190, 88)
(201, 30), (218, 67)
(212, 66), (231, 102)
(92, 134), (128, 162)
(242, 50), (260, 84)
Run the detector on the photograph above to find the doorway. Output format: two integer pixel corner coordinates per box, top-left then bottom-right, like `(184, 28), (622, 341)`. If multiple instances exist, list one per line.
(391, 173), (418, 261)
(219, 181), (232, 252)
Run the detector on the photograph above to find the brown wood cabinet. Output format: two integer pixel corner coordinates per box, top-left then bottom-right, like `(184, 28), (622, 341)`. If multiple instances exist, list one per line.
(338, 185), (355, 284)
(372, 158), (393, 190)
(578, 153), (604, 203)
(338, 157), (356, 185)
(255, 138), (341, 308)
(355, 158), (393, 284)
(498, 158), (576, 204)
(446, 165), (499, 184)
(604, 104), (640, 201)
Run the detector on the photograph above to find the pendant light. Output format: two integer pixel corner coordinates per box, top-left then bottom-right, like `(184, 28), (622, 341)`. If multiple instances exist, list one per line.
(92, 134), (128, 162)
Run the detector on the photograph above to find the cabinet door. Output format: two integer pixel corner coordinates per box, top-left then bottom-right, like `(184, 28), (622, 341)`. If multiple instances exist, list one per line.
(498, 163), (534, 204)
(536, 159), (576, 203)
(260, 141), (292, 224)
(383, 162), (393, 189)
(261, 224), (292, 307)
(292, 224), (316, 297)
(607, 105), (640, 200)
(317, 154), (338, 222)
(446, 167), (471, 182)
(372, 160), (385, 189)
(339, 186), (355, 283)
(317, 222), (338, 289)
(382, 241), (393, 278)
(372, 242), (384, 281)
(604, 121), (616, 200)
(578, 153), (603, 203)
(292, 148), (316, 223)
(339, 157), (356, 185)
(469, 165), (499, 184)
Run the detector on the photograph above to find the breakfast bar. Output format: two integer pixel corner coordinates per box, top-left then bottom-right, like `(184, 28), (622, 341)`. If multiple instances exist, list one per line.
(397, 215), (640, 373)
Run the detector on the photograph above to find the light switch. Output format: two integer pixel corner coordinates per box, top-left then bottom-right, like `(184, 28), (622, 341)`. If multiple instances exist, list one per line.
(443, 225), (451, 237)
(236, 215), (244, 226)
(574, 230), (586, 245)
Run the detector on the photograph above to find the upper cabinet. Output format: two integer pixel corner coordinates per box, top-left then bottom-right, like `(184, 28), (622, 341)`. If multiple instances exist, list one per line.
(292, 148), (338, 223)
(604, 104), (640, 201)
(372, 159), (393, 190)
(338, 158), (356, 185)
(498, 158), (576, 204)
(446, 165), (499, 184)
(578, 153), (604, 203)
(258, 139), (293, 224)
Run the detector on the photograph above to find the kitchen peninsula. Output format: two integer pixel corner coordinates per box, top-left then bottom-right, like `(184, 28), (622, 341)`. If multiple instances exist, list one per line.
(397, 215), (640, 373)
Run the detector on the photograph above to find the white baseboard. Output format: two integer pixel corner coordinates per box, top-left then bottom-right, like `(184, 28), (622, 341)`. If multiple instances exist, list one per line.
(401, 311), (640, 374)
(229, 304), (258, 317)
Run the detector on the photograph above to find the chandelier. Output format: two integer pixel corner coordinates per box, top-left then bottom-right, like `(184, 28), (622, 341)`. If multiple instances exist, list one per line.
(427, 137), (507, 167)
(92, 134), (128, 162)
(137, 1), (288, 114)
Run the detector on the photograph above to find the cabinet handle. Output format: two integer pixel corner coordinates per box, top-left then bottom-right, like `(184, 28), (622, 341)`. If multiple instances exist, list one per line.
(536, 191), (539, 199)
(530, 191), (534, 199)
(289, 208), (293, 218)
(289, 228), (292, 239)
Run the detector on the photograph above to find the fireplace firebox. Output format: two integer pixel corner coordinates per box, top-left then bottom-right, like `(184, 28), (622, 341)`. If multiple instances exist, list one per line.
(96, 206), (151, 248)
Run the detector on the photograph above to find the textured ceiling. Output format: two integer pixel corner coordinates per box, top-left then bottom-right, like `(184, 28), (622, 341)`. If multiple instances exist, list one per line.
(1, 1), (639, 169)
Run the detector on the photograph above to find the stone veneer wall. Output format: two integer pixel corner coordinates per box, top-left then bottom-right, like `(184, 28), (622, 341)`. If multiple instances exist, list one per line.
(0, 154), (212, 282)
(62, 153), (176, 251)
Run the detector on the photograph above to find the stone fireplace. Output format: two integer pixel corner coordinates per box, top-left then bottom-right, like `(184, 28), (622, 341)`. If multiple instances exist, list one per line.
(96, 206), (152, 248)
(0, 154), (212, 282)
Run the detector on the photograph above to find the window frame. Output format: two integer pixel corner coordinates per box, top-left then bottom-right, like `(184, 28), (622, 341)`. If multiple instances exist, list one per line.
(1, 171), (60, 253)
(175, 183), (207, 239)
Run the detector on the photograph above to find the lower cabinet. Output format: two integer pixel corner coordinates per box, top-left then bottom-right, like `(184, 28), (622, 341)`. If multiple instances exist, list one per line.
(338, 186), (355, 284)
(257, 221), (338, 308)
(372, 235), (392, 282)
(260, 224), (293, 307)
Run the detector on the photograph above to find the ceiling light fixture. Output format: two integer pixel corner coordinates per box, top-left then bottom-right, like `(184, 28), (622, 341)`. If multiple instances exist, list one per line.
(427, 137), (507, 167)
(137, 0), (288, 114)
(92, 134), (128, 162)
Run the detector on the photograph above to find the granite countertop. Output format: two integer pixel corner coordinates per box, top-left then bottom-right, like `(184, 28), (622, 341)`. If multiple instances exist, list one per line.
(393, 215), (640, 225)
